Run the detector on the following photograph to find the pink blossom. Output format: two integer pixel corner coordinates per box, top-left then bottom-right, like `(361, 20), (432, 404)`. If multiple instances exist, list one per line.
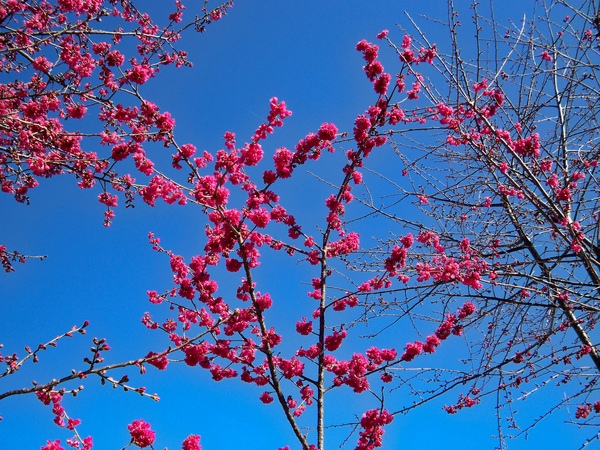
(241, 142), (264, 166)
(356, 409), (394, 449)
(130, 150), (153, 175)
(374, 73), (391, 95)
(458, 301), (476, 318)
(225, 258), (242, 272)
(423, 334), (441, 353)
(127, 419), (156, 448)
(401, 341), (424, 361)
(260, 392), (274, 404)
(400, 48), (415, 63)
(511, 133), (541, 157)
(247, 208), (270, 228)
(354, 114), (371, 142)
(376, 30), (389, 39)
(272, 147), (294, 178)
(325, 330), (347, 351)
(364, 60), (384, 81)
(255, 292), (272, 310)
(366, 346), (397, 364)
(145, 351), (168, 370)
(183, 343), (209, 367)
(318, 123), (338, 141)
(296, 318), (313, 335)
(167, 10), (183, 24)
(261, 327), (282, 349)
(406, 81), (421, 99)
(436, 314), (458, 340)
(356, 39), (379, 64)
(106, 50), (125, 66)
(381, 373), (393, 383)
(33, 56), (53, 72)
(388, 107), (405, 125)
(182, 435), (202, 450)
(384, 245), (407, 275)
(66, 104), (87, 119)
(276, 357), (304, 378)
(127, 62), (153, 84)
(98, 192), (118, 207)
(336, 353), (370, 393)
(326, 232), (360, 257)
(156, 112), (175, 132)
(576, 404), (592, 419)
(41, 440), (64, 450)
(418, 45), (437, 64)
(473, 78), (488, 92)
(300, 385), (314, 405)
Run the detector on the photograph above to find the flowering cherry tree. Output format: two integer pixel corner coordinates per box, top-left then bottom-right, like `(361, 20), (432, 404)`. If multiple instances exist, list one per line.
(2, 0), (600, 449)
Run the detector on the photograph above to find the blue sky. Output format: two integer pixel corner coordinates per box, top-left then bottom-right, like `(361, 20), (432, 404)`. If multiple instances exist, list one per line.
(0, 1), (595, 449)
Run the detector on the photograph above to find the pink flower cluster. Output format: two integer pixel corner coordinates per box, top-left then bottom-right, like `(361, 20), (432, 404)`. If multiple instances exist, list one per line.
(36, 389), (93, 449)
(0, 245), (26, 272)
(356, 409), (394, 449)
(415, 236), (487, 289)
(264, 121), (338, 184)
(41, 441), (65, 450)
(182, 435), (202, 450)
(401, 302), (477, 361)
(320, 347), (396, 394)
(443, 393), (480, 414)
(127, 419), (156, 448)
(384, 233), (413, 278)
(356, 39), (391, 96)
(36, 390), (67, 427)
(0, 0), (234, 224)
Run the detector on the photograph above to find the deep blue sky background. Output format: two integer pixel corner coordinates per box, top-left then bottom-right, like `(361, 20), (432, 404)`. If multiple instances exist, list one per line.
(0, 1), (593, 449)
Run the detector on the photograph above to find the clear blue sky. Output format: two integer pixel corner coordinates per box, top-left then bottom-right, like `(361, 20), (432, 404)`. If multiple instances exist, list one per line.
(0, 1), (593, 449)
